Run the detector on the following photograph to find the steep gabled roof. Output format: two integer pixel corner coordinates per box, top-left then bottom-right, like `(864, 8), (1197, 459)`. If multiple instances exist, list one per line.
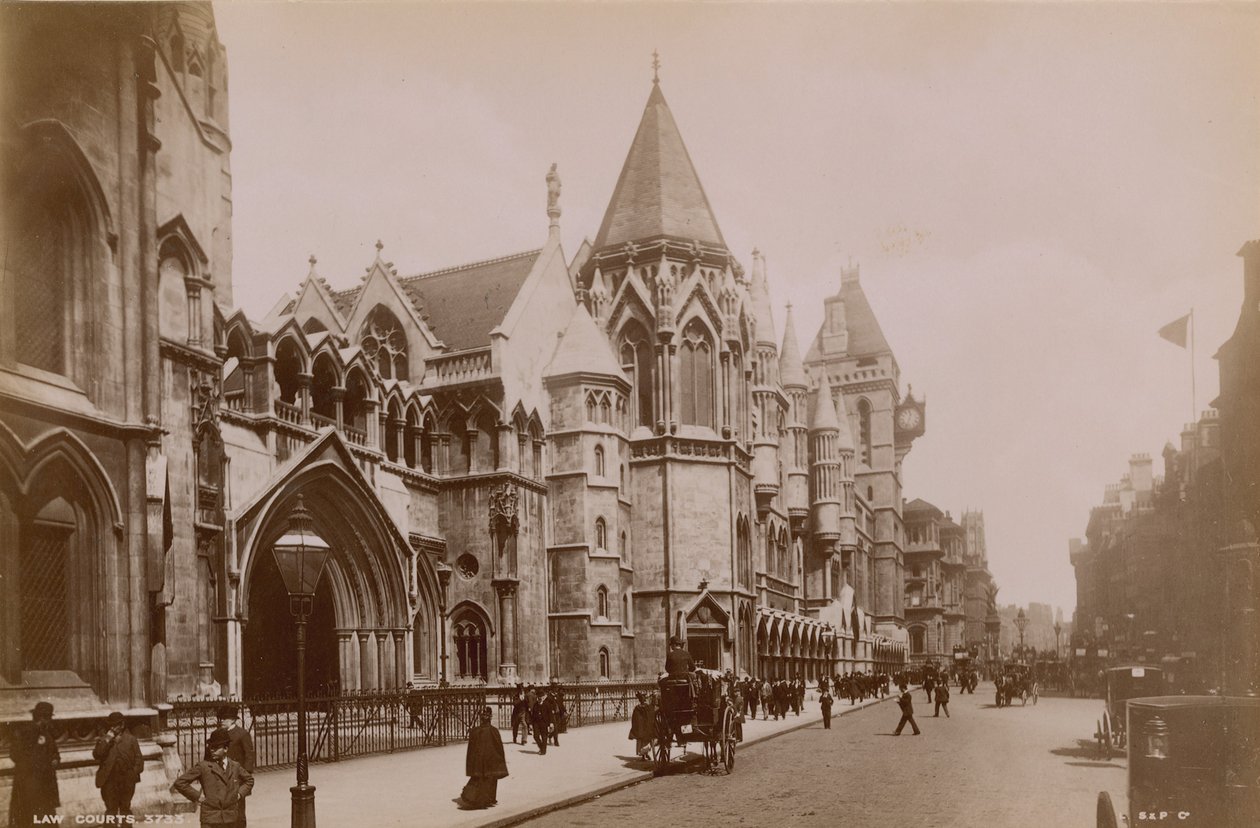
(544, 304), (627, 383)
(592, 82), (725, 251)
(401, 250), (541, 351)
(332, 250), (541, 352)
(804, 272), (894, 363)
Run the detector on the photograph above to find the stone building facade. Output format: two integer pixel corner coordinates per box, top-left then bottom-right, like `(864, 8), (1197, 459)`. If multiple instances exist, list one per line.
(1, 1), (928, 745)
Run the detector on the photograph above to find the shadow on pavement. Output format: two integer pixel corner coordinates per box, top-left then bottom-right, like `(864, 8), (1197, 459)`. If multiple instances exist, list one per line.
(1051, 739), (1118, 765)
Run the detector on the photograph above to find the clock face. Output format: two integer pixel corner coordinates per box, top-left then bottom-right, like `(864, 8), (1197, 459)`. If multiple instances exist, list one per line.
(897, 407), (921, 431)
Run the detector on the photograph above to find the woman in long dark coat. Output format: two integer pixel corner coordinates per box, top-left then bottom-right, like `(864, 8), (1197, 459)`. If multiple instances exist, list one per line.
(628, 692), (655, 759)
(461, 707), (508, 809)
(10, 702), (60, 827)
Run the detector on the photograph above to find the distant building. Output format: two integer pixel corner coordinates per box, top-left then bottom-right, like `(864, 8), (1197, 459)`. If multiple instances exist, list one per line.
(962, 510), (999, 659)
(902, 499), (966, 667)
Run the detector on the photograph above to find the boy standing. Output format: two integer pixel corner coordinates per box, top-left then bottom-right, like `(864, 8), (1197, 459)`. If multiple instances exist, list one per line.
(174, 729), (254, 826)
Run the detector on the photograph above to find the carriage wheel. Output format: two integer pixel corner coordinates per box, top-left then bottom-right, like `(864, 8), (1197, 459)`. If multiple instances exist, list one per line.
(654, 733), (671, 775)
(720, 709), (737, 773)
(1096, 791), (1118, 828)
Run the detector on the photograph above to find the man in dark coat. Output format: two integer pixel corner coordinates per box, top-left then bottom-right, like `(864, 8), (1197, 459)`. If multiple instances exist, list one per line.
(216, 707), (255, 826)
(745, 679), (759, 720)
(924, 673), (936, 704)
(628, 692), (655, 760)
(510, 684), (530, 745)
(460, 707), (508, 809)
(531, 691), (554, 755)
(174, 728), (253, 826)
(894, 682), (921, 735)
(94, 711), (144, 816)
(934, 680), (951, 718)
(664, 637), (693, 678)
(9, 701), (60, 827)
(819, 691), (834, 730)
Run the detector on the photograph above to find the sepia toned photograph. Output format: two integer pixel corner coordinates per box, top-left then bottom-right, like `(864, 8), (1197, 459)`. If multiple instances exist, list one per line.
(1, 1), (1257, 826)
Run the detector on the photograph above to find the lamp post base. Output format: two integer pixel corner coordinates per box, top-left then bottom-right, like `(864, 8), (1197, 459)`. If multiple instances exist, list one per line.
(290, 783), (317, 828)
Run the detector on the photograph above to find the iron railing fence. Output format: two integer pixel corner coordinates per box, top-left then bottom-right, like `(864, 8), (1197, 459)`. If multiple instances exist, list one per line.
(165, 681), (658, 772)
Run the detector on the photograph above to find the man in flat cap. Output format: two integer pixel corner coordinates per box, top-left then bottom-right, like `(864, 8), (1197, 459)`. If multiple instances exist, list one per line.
(94, 711), (143, 816)
(9, 701), (60, 826)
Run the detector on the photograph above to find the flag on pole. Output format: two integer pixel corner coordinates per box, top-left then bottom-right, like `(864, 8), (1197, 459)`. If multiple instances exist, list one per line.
(1158, 313), (1191, 348)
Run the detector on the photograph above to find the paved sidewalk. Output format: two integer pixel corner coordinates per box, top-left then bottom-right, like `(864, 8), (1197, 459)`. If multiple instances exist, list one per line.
(245, 691), (896, 827)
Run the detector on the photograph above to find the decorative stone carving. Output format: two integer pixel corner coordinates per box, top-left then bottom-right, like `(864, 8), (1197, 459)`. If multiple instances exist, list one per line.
(488, 483), (519, 535)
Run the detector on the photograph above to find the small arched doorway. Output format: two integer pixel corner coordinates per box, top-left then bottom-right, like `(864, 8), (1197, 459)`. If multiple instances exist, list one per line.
(242, 549), (338, 697)
(451, 612), (488, 682)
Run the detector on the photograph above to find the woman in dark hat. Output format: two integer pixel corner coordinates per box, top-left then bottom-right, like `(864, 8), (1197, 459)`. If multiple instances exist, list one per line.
(9, 701), (60, 827)
(460, 706), (508, 809)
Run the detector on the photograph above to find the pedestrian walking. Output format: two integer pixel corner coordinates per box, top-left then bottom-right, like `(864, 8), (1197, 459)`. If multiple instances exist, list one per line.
(628, 692), (655, 760)
(173, 728), (254, 826)
(820, 691), (833, 730)
(923, 673), (936, 704)
(216, 706), (255, 827)
(510, 684), (530, 745)
(94, 712), (143, 816)
(549, 684), (566, 747)
(934, 681), (951, 718)
(746, 678), (760, 720)
(9, 701), (60, 827)
(459, 707), (508, 809)
(893, 683), (921, 736)
(760, 680), (772, 720)
(531, 691), (554, 755)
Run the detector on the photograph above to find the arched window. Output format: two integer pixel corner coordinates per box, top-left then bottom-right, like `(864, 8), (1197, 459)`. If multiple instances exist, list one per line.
(622, 591), (632, 630)
(385, 399), (403, 462)
(309, 353), (339, 425)
(273, 338), (304, 406)
(452, 614), (488, 681)
(619, 531), (627, 561)
(596, 586), (609, 620)
(619, 321), (655, 429)
(359, 305), (408, 382)
(343, 368), (372, 442)
(158, 243), (191, 344)
(910, 627), (925, 654)
(6, 138), (104, 380)
(598, 647), (610, 679)
(594, 517), (607, 551)
(593, 445), (605, 477)
(619, 463), (626, 490)
(420, 413), (436, 473)
(857, 398), (872, 466)
(679, 320), (714, 428)
(737, 518), (751, 589)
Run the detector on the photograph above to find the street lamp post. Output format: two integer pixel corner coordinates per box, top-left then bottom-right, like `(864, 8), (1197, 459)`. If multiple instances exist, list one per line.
(271, 495), (331, 828)
(1054, 621), (1063, 659)
(1014, 608), (1029, 659)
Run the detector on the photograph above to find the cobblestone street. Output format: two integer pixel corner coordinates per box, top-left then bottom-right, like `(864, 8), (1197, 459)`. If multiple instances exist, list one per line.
(527, 686), (1127, 828)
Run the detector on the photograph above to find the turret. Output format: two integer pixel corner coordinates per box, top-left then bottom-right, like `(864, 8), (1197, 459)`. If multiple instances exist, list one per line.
(750, 250), (784, 516)
(810, 374), (843, 546)
(781, 305), (810, 529)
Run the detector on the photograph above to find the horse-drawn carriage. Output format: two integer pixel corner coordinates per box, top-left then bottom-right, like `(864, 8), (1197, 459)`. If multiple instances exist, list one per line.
(997, 663), (1034, 707)
(1095, 665), (1165, 756)
(654, 668), (741, 775)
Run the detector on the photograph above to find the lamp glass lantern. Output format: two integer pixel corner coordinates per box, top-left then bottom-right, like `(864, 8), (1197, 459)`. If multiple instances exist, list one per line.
(272, 496), (331, 602)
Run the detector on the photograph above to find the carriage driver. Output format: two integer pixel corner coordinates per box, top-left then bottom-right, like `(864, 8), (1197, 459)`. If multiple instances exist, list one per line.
(665, 636), (695, 678)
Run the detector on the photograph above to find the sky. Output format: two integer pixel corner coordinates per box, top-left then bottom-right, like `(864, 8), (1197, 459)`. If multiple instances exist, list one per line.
(213, 1), (1260, 618)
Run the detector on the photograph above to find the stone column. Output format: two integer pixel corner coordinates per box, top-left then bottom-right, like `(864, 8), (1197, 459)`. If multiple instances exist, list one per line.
(394, 629), (408, 687)
(411, 427), (424, 471)
(359, 630), (375, 690)
(331, 386), (346, 429)
(494, 580), (518, 682)
(379, 630), (393, 689)
(337, 630), (356, 691)
(296, 372), (313, 423)
(241, 362), (255, 412)
(720, 348), (732, 437)
(496, 424), (513, 472)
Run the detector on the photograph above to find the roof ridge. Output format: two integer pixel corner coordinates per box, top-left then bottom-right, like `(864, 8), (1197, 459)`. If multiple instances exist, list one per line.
(402, 248), (543, 282)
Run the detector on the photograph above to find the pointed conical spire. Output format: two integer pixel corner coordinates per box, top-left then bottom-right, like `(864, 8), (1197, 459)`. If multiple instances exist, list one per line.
(810, 373), (841, 432)
(749, 249), (776, 348)
(592, 82), (725, 251)
(780, 304), (807, 388)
